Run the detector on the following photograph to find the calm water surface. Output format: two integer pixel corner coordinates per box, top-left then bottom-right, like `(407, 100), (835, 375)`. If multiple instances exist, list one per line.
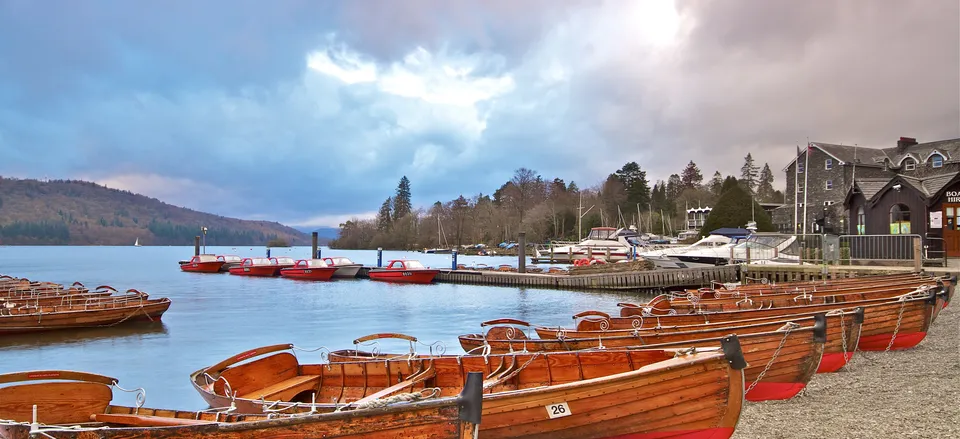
(0, 246), (651, 409)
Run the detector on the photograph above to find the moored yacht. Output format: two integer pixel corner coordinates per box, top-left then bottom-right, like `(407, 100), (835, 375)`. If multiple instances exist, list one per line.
(533, 227), (643, 263)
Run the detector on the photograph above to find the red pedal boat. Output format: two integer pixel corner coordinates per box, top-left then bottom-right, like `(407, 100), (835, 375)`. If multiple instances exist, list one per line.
(228, 257), (280, 277)
(280, 259), (338, 281)
(179, 254), (225, 273)
(368, 260), (439, 284)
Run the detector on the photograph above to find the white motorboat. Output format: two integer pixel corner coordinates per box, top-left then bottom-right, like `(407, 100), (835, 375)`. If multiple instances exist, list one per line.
(533, 227), (643, 263)
(654, 234), (801, 268)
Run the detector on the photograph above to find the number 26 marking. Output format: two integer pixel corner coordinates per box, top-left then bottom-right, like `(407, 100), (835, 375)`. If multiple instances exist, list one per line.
(545, 402), (571, 419)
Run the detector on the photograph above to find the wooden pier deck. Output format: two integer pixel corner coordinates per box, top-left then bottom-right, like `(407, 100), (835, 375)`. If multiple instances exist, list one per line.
(358, 263), (955, 291)
(358, 265), (740, 291)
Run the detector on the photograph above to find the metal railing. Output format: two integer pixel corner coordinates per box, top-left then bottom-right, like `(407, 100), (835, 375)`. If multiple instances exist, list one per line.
(838, 234), (921, 268)
(735, 233), (924, 269)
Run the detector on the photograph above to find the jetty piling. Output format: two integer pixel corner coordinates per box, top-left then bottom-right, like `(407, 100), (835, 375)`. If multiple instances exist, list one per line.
(311, 232), (319, 259)
(518, 232), (526, 274)
(377, 248), (383, 267)
(452, 250), (458, 270)
(194, 236), (200, 256)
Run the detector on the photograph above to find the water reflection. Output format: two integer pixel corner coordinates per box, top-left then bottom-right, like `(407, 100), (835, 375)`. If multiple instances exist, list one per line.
(0, 245), (652, 409)
(0, 322), (168, 350)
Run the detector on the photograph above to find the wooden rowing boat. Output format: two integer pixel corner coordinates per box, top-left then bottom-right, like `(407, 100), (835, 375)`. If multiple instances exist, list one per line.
(500, 307), (860, 374)
(626, 279), (940, 315)
(458, 315), (824, 402)
(0, 369), (483, 439)
(578, 289), (943, 352)
(0, 292), (171, 334)
(191, 338), (748, 439)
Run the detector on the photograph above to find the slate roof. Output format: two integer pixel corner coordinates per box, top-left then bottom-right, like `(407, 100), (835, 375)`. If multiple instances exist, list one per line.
(853, 178), (891, 200)
(781, 138), (960, 170)
(851, 172), (960, 202)
(880, 138), (960, 168)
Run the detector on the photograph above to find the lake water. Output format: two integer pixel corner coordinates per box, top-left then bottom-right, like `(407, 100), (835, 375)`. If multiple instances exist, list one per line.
(0, 245), (651, 410)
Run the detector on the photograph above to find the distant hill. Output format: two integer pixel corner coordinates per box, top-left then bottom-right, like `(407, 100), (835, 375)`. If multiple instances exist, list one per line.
(0, 177), (309, 246)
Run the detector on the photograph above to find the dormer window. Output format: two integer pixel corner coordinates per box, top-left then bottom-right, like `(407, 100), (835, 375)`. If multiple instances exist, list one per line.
(825, 159), (833, 170)
(931, 154), (944, 168)
(904, 158), (916, 171)
(798, 162), (804, 173)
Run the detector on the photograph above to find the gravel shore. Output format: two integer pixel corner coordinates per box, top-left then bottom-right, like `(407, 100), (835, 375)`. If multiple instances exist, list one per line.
(732, 305), (959, 438)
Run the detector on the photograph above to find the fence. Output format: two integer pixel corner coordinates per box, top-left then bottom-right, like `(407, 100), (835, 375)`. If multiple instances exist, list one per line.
(734, 233), (923, 269)
(838, 234), (921, 268)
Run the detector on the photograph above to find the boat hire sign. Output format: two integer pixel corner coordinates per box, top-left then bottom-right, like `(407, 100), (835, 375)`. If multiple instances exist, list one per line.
(947, 191), (960, 203)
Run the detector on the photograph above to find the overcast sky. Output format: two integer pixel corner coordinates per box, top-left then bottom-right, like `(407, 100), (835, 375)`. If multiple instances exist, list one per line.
(1, 0), (957, 227)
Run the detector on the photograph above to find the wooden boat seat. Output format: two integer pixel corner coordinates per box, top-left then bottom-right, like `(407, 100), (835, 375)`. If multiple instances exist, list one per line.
(92, 413), (215, 427)
(239, 374), (321, 401)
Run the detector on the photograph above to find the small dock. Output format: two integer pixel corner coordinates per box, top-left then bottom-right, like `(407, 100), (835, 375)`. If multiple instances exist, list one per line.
(358, 265), (740, 291)
(358, 263), (955, 292)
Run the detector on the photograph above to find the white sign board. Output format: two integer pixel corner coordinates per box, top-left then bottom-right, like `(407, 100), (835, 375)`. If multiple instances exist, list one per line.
(930, 211), (942, 228)
(545, 402), (572, 419)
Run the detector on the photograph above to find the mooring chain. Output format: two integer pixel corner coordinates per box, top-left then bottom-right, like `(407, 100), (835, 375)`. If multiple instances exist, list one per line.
(885, 300), (908, 352)
(744, 323), (797, 396)
(838, 310), (849, 366)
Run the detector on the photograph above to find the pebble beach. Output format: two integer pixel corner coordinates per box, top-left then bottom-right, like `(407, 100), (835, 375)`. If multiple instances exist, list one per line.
(733, 305), (959, 438)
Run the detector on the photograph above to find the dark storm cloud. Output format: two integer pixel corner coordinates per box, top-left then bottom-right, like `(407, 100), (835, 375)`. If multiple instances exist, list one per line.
(0, 0), (957, 225)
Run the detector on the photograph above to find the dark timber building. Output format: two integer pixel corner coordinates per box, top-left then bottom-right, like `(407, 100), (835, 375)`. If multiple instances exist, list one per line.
(772, 137), (960, 258)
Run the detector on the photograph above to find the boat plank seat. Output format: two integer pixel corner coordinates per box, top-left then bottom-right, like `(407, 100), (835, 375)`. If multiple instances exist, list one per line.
(239, 374), (321, 401)
(92, 413), (216, 427)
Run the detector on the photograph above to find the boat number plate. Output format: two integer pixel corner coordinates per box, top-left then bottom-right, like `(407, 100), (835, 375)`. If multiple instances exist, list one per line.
(545, 402), (571, 419)
(243, 268), (250, 272)
(402, 272), (412, 276)
(304, 270), (312, 273)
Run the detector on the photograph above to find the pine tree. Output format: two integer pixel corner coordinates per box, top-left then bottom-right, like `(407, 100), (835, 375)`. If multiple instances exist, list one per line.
(614, 162), (651, 210)
(756, 163), (776, 202)
(740, 153), (760, 195)
(393, 176), (412, 221)
(376, 197), (393, 231)
(709, 171), (724, 196)
(700, 177), (775, 236)
(680, 161), (703, 190)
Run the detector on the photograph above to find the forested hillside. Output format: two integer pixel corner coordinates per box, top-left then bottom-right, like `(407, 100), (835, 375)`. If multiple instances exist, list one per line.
(0, 177), (308, 245)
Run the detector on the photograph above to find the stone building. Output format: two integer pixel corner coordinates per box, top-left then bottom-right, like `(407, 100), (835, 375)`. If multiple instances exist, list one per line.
(771, 137), (960, 237)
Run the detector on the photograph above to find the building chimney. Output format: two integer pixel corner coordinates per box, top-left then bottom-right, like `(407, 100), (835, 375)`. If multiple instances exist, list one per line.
(897, 136), (918, 150)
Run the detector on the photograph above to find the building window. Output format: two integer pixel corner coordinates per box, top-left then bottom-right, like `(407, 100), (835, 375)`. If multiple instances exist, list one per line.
(797, 203), (804, 208)
(798, 162), (804, 173)
(857, 206), (865, 235)
(931, 154), (944, 168)
(797, 183), (804, 193)
(824, 201), (835, 206)
(904, 158), (916, 171)
(889, 204), (911, 234)
(825, 159), (833, 170)
(825, 180), (833, 190)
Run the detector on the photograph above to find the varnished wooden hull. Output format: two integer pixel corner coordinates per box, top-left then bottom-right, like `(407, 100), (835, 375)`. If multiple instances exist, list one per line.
(580, 290), (942, 332)
(632, 282), (936, 315)
(0, 371), (482, 439)
(0, 299), (171, 334)
(192, 345), (747, 439)
(529, 309), (861, 373)
(462, 321), (824, 402)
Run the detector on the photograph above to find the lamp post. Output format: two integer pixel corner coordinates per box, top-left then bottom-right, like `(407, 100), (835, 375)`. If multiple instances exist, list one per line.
(201, 227), (208, 254)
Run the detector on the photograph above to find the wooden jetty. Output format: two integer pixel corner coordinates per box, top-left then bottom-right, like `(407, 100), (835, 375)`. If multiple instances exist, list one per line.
(359, 265), (740, 290)
(358, 263), (953, 292)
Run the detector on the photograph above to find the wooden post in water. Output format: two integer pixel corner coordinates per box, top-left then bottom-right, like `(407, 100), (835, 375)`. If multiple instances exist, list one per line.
(550, 246), (555, 264)
(311, 232), (319, 259)
(518, 232), (526, 273)
(745, 246), (751, 264)
(605, 248), (611, 262)
(587, 247), (593, 260)
(194, 236), (200, 256)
